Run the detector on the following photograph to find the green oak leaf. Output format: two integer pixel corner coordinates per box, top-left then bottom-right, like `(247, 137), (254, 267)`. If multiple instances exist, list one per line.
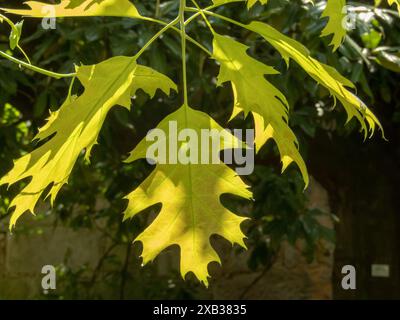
(1, 0), (141, 18)
(124, 104), (252, 286)
(320, 0), (348, 51)
(213, 33), (309, 187)
(0, 56), (176, 229)
(244, 21), (384, 139)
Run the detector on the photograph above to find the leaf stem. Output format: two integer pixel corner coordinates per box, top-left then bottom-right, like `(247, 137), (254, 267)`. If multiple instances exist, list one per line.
(0, 14), (33, 64)
(16, 45), (31, 64)
(0, 50), (76, 79)
(134, 17), (180, 59)
(179, 0), (188, 106)
(140, 15), (211, 56)
(0, 14), (210, 78)
(184, 2), (233, 26)
(190, 0), (215, 34)
(200, 10), (247, 29)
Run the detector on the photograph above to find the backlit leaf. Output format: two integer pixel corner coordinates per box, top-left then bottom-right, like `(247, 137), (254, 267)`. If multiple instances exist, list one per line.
(244, 21), (384, 139)
(0, 56), (176, 229)
(124, 104), (252, 286)
(320, 0), (348, 51)
(1, 0), (141, 18)
(212, 33), (309, 187)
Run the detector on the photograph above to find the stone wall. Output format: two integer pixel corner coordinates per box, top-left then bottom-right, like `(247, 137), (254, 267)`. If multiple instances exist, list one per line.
(211, 177), (334, 300)
(0, 218), (107, 299)
(0, 177), (334, 299)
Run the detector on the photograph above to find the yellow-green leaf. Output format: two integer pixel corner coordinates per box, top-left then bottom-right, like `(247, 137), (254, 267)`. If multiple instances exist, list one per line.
(244, 21), (384, 139)
(9, 20), (23, 50)
(1, 0), (141, 18)
(320, 0), (347, 51)
(0, 56), (176, 229)
(124, 105), (252, 286)
(212, 33), (309, 187)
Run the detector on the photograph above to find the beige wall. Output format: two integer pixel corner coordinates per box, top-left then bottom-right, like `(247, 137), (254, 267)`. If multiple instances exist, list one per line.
(0, 177), (333, 299)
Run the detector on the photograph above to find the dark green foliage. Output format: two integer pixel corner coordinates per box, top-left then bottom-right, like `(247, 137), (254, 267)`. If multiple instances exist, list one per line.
(0, 0), (399, 299)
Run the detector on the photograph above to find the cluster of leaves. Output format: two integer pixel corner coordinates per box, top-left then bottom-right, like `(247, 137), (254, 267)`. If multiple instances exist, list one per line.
(0, 0), (398, 288)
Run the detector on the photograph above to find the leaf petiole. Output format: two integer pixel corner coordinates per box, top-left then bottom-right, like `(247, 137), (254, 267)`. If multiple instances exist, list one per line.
(140, 15), (211, 56)
(179, 0), (188, 105)
(0, 50), (76, 79)
(190, 0), (215, 34)
(134, 16), (180, 59)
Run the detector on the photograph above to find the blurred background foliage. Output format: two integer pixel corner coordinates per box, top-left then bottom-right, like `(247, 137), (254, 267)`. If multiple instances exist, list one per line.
(0, 0), (399, 299)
